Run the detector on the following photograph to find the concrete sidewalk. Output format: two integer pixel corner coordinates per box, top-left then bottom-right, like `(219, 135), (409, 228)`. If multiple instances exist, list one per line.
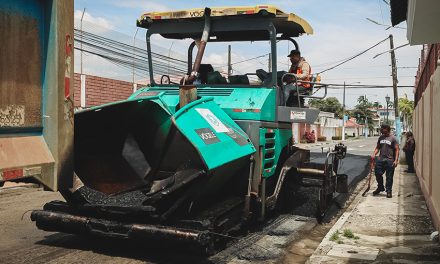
(307, 164), (440, 263)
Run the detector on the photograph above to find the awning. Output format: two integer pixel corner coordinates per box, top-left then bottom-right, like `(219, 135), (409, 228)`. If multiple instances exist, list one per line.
(390, 0), (408, 26)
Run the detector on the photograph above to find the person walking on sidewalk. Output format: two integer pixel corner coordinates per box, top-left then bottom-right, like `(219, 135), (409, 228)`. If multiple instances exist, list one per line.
(403, 131), (415, 173)
(370, 124), (400, 198)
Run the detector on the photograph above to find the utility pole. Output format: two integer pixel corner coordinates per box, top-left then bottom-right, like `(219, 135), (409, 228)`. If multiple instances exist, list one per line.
(132, 28), (139, 88)
(389, 34), (400, 139)
(364, 93), (368, 139)
(80, 8), (86, 75)
(342, 81), (346, 141)
(227, 45), (232, 76)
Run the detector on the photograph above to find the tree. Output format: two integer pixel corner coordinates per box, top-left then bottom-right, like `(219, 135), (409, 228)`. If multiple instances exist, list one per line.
(398, 95), (414, 130)
(386, 101), (394, 108)
(308, 97), (343, 118)
(373, 101), (383, 109)
(353, 96), (376, 131)
(357, 95), (368, 105)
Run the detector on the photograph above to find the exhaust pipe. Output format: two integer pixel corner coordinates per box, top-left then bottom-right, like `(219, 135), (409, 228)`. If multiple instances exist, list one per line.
(189, 7), (212, 82)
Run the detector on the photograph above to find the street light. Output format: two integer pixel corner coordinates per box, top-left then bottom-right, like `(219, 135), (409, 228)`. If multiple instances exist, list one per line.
(385, 94), (390, 123)
(342, 81), (360, 141)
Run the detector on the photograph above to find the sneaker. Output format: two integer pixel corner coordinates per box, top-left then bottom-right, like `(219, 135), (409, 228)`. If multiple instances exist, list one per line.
(372, 188), (384, 196)
(387, 191), (392, 198)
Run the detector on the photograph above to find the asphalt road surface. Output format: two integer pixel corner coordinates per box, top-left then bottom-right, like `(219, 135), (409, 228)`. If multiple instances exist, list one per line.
(309, 137), (377, 187)
(0, 138), (376, 264)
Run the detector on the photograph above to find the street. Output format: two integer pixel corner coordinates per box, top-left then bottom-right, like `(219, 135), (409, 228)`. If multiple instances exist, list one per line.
(0, 138), (375, 264)
(2, 1), (439, 263)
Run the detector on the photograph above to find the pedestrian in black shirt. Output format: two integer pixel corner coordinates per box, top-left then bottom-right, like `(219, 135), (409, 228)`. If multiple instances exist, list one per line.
(403, 132), (415, 173)
(370, 124), (400, 198)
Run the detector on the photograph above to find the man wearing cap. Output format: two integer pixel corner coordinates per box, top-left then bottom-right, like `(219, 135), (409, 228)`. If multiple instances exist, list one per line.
(371, 124), (400, 198)
(284, 50), (312, 106)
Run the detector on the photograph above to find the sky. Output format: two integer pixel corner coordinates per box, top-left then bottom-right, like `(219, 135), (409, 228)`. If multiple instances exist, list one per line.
(73, 0), (421, 108)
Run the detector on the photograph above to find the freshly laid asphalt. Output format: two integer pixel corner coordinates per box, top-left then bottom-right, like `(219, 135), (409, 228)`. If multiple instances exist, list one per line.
(0, 138), (376, 264)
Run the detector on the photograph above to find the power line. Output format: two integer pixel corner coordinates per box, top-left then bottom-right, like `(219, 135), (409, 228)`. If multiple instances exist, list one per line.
(230, 53), (270, 66)
(323, 76), (415, 80)
(73, 29), (190, 79)
(317, 36), (390, 74)
(325, 84), (414, 89)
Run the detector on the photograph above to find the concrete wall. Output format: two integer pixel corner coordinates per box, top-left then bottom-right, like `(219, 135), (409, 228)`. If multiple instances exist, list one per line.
(414, 63), (440, 231)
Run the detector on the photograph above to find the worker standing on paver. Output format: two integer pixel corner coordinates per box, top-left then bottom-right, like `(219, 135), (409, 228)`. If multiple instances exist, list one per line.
(370, 124), (400, 198)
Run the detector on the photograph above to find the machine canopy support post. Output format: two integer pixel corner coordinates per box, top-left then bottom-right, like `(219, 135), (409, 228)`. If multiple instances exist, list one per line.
(179, 8), (211, 108)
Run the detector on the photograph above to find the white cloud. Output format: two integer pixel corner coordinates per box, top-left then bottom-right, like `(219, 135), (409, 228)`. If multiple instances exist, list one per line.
(72, 0), (421, 108)
(74, 10), (115, 31)
(112, 0), (169, 12)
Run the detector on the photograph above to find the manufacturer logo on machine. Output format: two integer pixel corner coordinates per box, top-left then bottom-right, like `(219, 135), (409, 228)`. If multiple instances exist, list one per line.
(189, 10), (205, 17)
(195, 128), (220, 145)
(195, 108), (229, 133)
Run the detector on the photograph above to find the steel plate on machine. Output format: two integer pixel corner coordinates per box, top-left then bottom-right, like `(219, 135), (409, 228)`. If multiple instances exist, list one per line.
(277, 106), (320, 124)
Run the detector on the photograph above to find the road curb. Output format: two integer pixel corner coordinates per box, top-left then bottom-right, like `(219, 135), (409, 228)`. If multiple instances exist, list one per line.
(0, 183), (40, 191)
(306, 174), (369, 263)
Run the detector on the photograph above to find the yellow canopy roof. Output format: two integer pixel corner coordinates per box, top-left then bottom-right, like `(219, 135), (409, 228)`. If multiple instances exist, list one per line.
(138, 5), (313, 35)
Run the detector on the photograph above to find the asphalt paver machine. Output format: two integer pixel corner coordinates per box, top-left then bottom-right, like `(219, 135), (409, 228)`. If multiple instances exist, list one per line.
(31, 5), (348, 253)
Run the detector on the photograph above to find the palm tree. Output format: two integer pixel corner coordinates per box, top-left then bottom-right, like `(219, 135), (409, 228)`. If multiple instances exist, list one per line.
(398, 95), (414, 130)
(357, 96), (368, 105)
(373, 101), (383, 109)
(387, 101), (394, 108)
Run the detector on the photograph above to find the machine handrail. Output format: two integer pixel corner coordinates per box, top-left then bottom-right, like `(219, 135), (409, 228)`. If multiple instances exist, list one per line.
(280, 73), (328, 103)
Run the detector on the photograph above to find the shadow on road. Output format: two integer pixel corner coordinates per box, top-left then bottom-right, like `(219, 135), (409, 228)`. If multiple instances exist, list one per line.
(36, 233), (213, 263)
(30, 153), (371, 264)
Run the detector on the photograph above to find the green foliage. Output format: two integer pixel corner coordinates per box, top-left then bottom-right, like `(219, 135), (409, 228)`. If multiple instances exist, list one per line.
(308, 97), (343, 118)
(343, 229), (360, 240)
(343, 229), (355, 238)
(330, 231), (340, 241)
(399, 95), (414, 129)
(317, 136), (327, 142)
(353, 96), (376, 131)
(373, 101), (383, 109)
(330, 230), (346, 244)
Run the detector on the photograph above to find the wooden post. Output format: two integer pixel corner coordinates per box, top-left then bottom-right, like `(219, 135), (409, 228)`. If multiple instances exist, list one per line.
(389, 34), (399, 119)
(179, 85), (197, 108)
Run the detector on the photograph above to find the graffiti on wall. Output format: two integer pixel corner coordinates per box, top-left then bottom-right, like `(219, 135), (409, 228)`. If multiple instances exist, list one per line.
(0, 105), (25, 127)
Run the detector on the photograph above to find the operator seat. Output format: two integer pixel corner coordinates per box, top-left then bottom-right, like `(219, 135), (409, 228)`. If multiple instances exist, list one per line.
(199, 64), (214, 84)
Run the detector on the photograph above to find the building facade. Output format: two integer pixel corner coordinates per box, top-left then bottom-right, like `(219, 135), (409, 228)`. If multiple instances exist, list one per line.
(376, 108), (396, 122)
